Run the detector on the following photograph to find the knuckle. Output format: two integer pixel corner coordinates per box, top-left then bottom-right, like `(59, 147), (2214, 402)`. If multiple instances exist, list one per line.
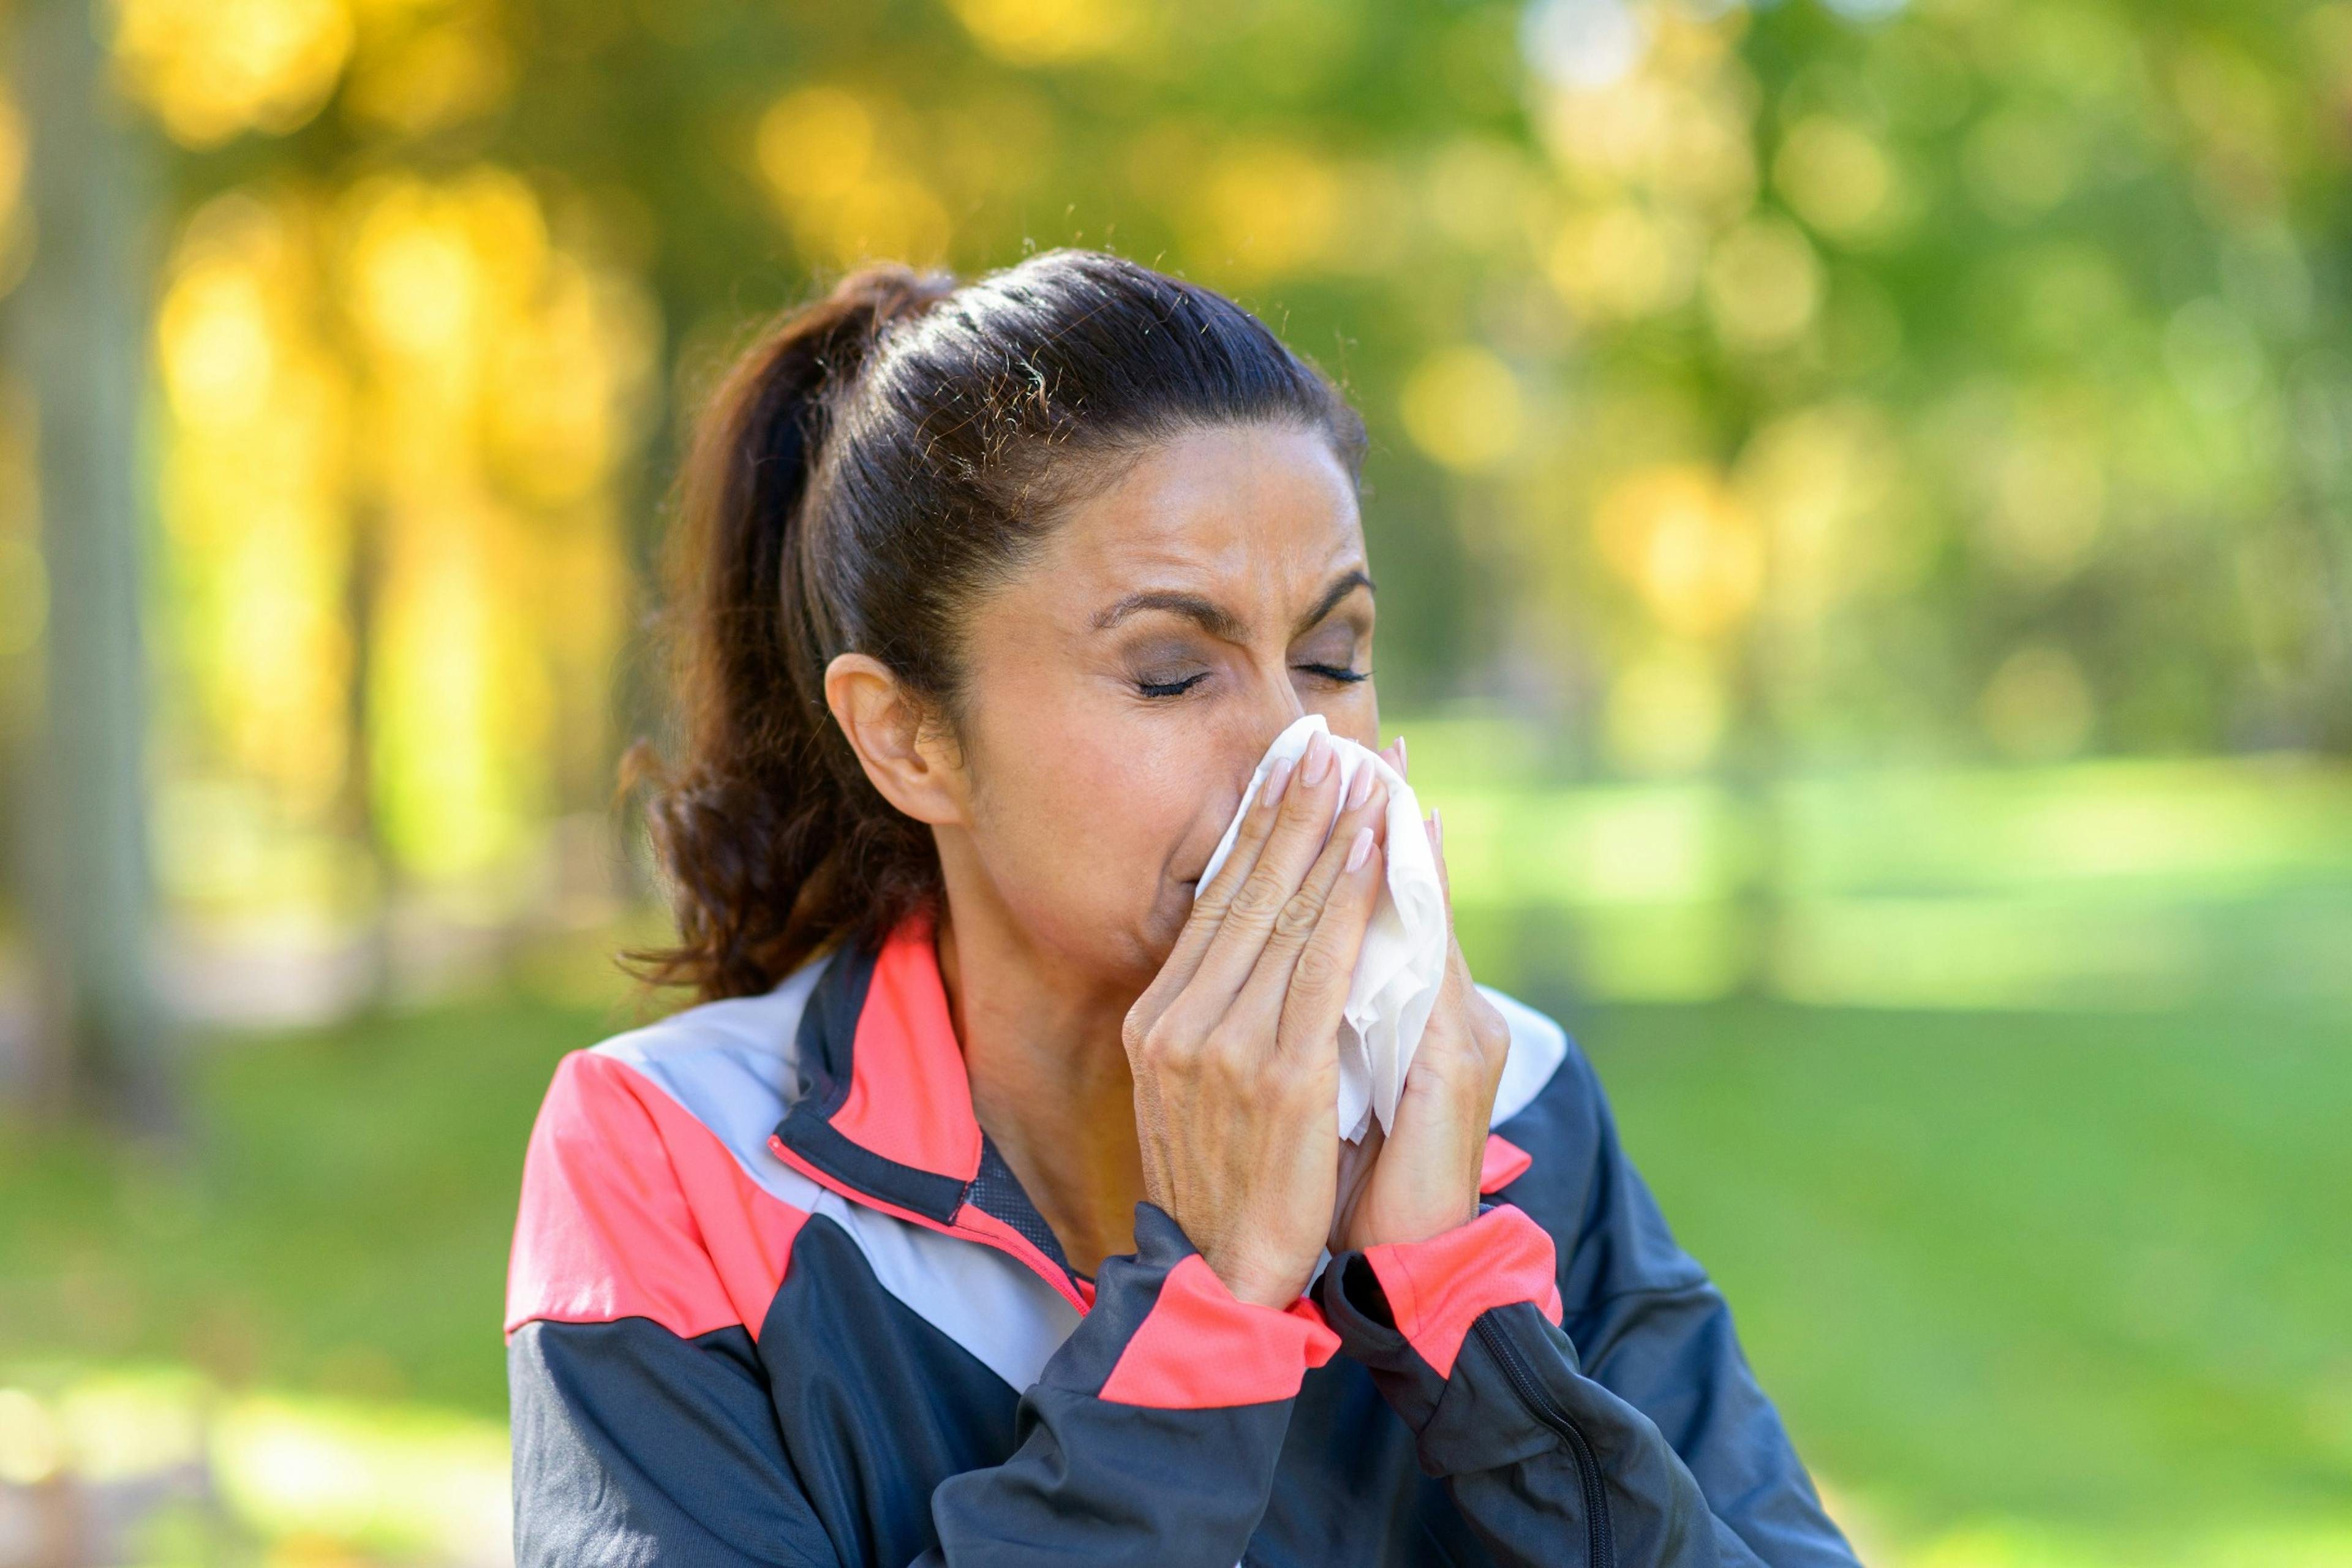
(1272, 889), (1325, 944)
(1137, 1016), (1199, 1071)
(1291, 941), (1344, 993)
(1202, 1028), (1257, 1080)
(1126, 1000), (1177, 1061)
(1227, 872), (1288, 926)
(1188, 883), (1235, 922)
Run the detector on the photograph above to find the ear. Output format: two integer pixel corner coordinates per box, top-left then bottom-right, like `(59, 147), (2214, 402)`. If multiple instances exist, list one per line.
(824, 654), (968, 827)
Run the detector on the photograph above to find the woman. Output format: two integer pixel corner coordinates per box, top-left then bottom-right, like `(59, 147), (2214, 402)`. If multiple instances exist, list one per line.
(505, 250), (1858, 1567)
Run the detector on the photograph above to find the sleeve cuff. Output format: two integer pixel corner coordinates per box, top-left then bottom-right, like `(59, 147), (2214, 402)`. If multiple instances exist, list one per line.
(1058, 1203), (1340, 1411)
(1097, 1251), (1341, 1408)
(1316, 1206), (1578, 1475)
(1315, 1201), (1567, 1427)
(1359, 1204), (1564, 1379)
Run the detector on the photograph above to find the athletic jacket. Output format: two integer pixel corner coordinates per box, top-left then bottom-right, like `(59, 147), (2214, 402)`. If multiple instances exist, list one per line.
(505, 918), (1860, 1566)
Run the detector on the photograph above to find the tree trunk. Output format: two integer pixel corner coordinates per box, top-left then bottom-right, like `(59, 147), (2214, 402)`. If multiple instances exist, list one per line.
(9, 0), (173, 1128)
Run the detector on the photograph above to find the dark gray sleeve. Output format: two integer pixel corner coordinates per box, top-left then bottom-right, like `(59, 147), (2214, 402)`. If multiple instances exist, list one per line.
(1547, 1048), (1858, 1566)
(509, 1317), (839, 1568)
(1315, 1034), (1860, 1568)
(512, 1203), (1333, 1568)
(917, 1202), (1329, 1568)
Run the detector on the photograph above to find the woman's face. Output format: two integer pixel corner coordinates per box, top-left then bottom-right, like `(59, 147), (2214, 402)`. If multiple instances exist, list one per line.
(943, 420), (1379, 992)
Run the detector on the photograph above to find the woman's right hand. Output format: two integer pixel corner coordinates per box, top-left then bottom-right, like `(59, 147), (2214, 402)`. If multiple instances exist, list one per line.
(1121, 729), (1389, 1309)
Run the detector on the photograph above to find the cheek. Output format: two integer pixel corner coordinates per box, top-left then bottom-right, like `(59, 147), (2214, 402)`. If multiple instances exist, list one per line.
(1031, 737), (1195, 858)
(963, 708), (1204, 948)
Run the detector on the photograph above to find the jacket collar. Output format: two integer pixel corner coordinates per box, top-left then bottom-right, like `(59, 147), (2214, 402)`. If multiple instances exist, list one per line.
(774, 914), (984, 1226)
(771, 916), (1095, 1311)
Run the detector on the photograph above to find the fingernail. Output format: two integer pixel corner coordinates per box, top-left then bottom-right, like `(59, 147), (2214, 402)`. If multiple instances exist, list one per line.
(1301, 731), (1333, 786)
(1343, 762), (1373, 811)
(1431, 806), (1443, 850)
(1262, 757), (1295, 809)
(1344, 824), (1374, 872)
(1395, 735), (1408, 777)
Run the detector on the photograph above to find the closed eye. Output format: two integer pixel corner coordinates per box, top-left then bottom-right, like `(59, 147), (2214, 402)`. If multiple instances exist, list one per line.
(1133, 668), (1373, 700)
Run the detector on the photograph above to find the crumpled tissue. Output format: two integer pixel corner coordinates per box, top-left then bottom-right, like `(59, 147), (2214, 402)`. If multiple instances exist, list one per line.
(1196, 713), (1447, 1142)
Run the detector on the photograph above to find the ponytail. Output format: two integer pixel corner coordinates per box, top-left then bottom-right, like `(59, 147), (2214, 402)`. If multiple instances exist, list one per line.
(627, 250), (1366, 1003)
(626, 265), (954, 999)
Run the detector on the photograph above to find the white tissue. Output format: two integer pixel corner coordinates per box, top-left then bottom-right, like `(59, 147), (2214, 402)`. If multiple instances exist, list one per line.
(1195, 714), (1447, 1142)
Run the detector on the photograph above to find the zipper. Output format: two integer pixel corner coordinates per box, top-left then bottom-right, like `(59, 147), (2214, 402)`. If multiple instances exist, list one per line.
(1474, 1314), (1615, 1568)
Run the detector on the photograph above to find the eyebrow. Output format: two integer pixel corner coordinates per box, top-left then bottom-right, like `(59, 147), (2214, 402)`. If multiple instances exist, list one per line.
(1090, 569), (1375, 641)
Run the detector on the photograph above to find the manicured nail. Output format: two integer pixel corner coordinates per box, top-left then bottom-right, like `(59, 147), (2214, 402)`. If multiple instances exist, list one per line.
(1344, 825), (1374, 872)
(1431, 806), (1443, 850)
(1300, 731), (1333, 786)
(1343, 762), (1373, 811)
(1262, 756), (1295, 809)
(1395, 734), (1408, 777)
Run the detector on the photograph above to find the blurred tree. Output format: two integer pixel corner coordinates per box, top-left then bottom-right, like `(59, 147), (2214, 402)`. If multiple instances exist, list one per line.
(1, 0), (2337, 1009)
(9, 0), (173, 1125)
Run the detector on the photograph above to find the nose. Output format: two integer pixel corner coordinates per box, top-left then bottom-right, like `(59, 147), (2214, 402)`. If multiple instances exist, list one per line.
(1237, 679), (1309, 773)
(1182, 683), (1316, 888)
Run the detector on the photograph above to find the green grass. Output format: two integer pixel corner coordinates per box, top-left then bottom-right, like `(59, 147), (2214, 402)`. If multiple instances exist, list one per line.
(1561, 997), (2352, 1551)
(2, 990), (2348, 1559)
(0, 997), (611, 1415)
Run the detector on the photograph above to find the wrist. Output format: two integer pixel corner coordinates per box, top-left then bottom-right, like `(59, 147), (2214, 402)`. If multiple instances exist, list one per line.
(1370, 1198), (1482, 1251)
(1202, 1252), (1310, 1309)
(1338, 1183), (1482, 1253)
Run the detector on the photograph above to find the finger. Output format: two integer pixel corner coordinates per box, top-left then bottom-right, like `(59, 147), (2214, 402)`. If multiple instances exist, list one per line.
(1148, 751), (1300, 1008)
(1427, 806), (1446, 893)
(1272, 820), (1384, 1067)
(1187, 729), (1356, 1006)
(1424, 806), (1456, 935)
(1193, 753), (1298, 918)
(1232, 772), (1389, 1014)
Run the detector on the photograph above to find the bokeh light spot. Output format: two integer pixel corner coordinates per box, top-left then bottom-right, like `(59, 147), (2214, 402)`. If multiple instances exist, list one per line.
(1401, 347), (1525, 472)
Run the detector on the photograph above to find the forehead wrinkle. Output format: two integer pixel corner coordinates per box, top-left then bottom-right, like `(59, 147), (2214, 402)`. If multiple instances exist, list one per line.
(1038, 426), (1368, 645)
(1090, 590), (1247, 640)
(1088, 557), (1368, 649)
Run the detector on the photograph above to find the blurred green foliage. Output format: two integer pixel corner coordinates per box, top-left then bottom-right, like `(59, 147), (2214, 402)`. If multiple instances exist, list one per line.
(6, 0), (2345, 953)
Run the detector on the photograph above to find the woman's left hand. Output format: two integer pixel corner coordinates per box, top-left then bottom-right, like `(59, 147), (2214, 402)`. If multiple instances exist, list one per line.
(1330, 745), (1514, 1254)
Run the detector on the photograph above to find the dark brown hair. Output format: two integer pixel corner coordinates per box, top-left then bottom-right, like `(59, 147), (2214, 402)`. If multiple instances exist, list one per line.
(628, 249), (1368, 1001)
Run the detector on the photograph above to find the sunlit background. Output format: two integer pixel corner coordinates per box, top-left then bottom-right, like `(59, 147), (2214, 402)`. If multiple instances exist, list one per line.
(1, 0), (2347, 1561)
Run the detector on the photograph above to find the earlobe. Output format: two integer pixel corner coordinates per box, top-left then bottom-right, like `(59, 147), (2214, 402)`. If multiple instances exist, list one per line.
(823, 654), (967, 827)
